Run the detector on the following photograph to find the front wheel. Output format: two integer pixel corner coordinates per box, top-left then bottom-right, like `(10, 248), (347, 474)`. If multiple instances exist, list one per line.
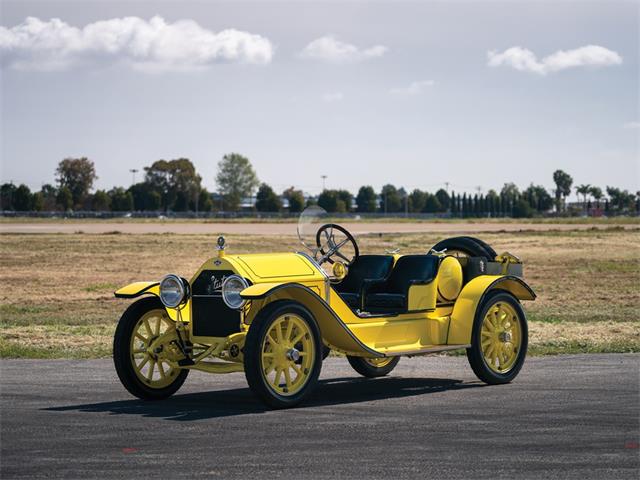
(466, 292), (528, 384)
(347, 356), (400, 378)
(113, 297), (189, 400)
(244, 301), (323, 408)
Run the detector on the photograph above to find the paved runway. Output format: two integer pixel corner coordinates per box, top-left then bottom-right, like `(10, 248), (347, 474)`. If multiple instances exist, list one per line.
(1, 221), (635, 235)
(1, 355), (638, 479)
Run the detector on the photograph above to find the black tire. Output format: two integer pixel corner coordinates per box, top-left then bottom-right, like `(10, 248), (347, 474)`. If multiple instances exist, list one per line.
(244, 301), (323, 408)
(466, 291), (528, 384)
(113, 296), (189, 400)
(347, 356), (400, 378)
(431, 236), (497, 260)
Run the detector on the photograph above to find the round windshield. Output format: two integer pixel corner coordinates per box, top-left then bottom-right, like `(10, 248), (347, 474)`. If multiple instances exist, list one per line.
(297, 206), (329, 253)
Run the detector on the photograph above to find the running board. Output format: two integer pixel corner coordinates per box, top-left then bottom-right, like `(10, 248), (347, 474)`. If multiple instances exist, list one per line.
(382, 344), (471, 357)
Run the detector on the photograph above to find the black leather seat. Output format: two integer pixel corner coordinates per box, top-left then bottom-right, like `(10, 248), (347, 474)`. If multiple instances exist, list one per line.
(364, 255), (439, 313)
(334, 255), (394, 308)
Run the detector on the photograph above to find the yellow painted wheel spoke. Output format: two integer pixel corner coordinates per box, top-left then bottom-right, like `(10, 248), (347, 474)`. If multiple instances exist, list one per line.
(283, 367), (292, 389)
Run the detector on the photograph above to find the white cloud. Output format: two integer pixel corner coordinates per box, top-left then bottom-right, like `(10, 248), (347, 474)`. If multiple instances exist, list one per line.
(322, 92), (344, 102)
(623, 121), (640, 129)
(487, 45), (622, 75)
(300, 35), (387, 63)
(0, 16), (274, 72)
(390, 80), (435, 96)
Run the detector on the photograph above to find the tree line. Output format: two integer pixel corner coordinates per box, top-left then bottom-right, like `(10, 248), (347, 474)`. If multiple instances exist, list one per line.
(1, 154), (638, 217)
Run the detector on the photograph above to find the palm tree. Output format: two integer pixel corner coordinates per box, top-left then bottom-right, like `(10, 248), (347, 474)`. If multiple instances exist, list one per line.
(575, 184), (591, 211)
(589, 186), (603, 209)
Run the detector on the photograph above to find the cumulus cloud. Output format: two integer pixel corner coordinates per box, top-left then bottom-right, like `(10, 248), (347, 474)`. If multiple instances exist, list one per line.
(390, 80), (435, 96)
(487, 45), (622, 75)
(623, 121), (640, 129)
(300, 35), (387, 63)
(0, 16), (274, 72)
(322, 92), (344, 102)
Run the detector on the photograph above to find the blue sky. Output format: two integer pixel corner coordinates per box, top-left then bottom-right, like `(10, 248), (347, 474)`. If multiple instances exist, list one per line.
(1, 0), (638, 198)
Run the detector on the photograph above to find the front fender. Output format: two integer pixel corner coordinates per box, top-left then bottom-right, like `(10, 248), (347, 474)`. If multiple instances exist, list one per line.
(114, 281), (190, 322)
(447, 275), (536, 345)
(114, 281), (159, 299)
(241, 283), (383, 358)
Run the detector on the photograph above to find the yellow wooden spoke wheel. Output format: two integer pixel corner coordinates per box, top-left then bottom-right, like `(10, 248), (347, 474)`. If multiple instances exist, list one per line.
(129, 309), (182, 389)
(466, 292), (528, 384)
(244, 301), (322, 408)
(113, 297), (189, 400)
(260, 314), (315, 396)
(480, 301), (522, 374)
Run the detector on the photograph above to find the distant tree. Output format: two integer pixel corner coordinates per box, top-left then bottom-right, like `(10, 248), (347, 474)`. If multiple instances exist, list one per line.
(173, 191), (190, 211)
(40, 184), (58, 210)
(1, 183), (17, 210)
(55, 157), (97, 208)
(553, 169), (573, 212)
(409, 189), (427, 213)
(523, 184), (553, 213)
(356, 186), (377, 213)
(380, 184), (402, 213)
(450, 191), (458, 216)
(337, 190), (353, 212)
(606, 187), (636, 213)
(318, 190), (346, 213)
(145, 158), (202, 211)
(423, 193), (442, 213)
(500, 183), (520, 203)
(486, 190), (499, 217)
(283, 187), (305, 213)
(215, 153), (259, 211)
(589, 186), (603, 209)
(435, 189), (450, 212)
(255, 183), (282, 212)
(92, 190), (111, 211)
(109, 187), (134, 211)
(13, 184), (32, 211)
(32, 192), (44, 211)
(198, 190), (213, 212)
(129, 182), (162, 211)
(513, 198), (535, 218)
(56, 186), (73, 210)
(575, 184), (591, 210)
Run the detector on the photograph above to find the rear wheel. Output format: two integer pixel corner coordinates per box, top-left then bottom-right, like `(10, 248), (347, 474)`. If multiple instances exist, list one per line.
(113, 297), (189, 400)
(244, 301), (323, 408)
(347, 356), (400, 378)
(466, 292), (528, 384)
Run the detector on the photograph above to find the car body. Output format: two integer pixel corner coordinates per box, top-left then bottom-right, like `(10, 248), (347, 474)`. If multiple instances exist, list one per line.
(113, 211), (535, 408)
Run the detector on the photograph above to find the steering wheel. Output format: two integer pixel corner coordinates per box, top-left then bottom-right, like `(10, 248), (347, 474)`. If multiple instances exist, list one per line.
(315, 223), (359, 265)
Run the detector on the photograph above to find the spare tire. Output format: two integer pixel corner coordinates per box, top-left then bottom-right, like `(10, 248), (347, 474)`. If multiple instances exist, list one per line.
(430, 236), (496, 260)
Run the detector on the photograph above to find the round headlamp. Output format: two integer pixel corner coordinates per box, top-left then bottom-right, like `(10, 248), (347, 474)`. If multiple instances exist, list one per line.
(221, 275), (249, 310)
(159, 274), (189, 308)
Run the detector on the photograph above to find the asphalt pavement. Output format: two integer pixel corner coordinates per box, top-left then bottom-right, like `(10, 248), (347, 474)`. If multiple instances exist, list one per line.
(1, 354), (638, 479)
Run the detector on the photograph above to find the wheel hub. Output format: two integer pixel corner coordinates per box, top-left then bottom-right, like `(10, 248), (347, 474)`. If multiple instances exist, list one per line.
(286, 348), (301, 362)
(499, 331), (512, 343)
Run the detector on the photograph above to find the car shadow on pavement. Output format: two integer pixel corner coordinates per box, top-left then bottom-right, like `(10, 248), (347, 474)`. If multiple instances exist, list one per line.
(44, 376), (482, 421)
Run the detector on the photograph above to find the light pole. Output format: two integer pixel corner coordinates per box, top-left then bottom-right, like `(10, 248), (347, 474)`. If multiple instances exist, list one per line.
(129, 169), (139, 186)
(321, 175), (327, 191)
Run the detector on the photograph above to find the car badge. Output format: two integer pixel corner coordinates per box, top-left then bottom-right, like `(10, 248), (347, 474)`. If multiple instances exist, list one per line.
(214, 259), (222, 266)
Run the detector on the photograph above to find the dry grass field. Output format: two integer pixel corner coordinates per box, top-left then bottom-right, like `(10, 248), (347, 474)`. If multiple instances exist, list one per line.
(1, 226), (639, 358)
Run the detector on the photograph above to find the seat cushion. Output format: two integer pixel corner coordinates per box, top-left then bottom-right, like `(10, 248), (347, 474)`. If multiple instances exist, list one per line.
(365, 293), (406, 309)
(335, 255), (394, 294)
(338, 292), (360, 308)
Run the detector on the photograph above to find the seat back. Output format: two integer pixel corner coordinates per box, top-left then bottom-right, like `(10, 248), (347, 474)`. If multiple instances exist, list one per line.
(384, 255), (439, 294)
(335, 255), (394, 293)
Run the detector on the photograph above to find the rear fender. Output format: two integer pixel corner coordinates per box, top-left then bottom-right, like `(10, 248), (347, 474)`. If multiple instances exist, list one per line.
(447, 275), (535, 345)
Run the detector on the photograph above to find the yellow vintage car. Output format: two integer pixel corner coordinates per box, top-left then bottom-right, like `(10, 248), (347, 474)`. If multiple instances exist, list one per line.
(113, 208), (535, 408)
